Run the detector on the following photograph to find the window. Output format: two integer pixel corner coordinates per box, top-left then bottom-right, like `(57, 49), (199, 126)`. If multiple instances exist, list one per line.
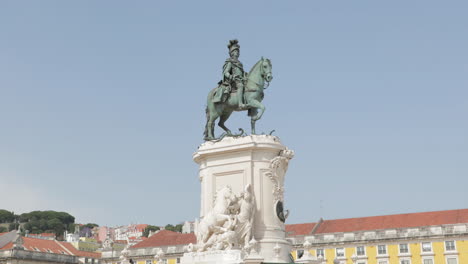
(357, 262), (366, 264)
(316, 248), (324, 258)
(297, 250), (304, 259)
(356, 246), (365, 256)
(176, 258), (180, 264)
(378, 245), (387, 255)
(446, 258), (457, 264)
(422, 242), (432, 252)
(400, 260), (410, 264)
(146, 260), (153, 264)
(445, 241), (456, 251)
(336, 248), (344, 257)
(399, 244), (409, 254)
(378, 261), (388, 264)
(423, 259), (433, 264)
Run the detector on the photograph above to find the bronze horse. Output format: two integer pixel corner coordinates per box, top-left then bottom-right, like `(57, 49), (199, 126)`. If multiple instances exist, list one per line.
(204, 57), (272, 140)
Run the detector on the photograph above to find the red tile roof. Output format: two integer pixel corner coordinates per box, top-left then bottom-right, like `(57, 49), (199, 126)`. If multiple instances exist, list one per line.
(314, 208), (468, 234)
(59, 241), (101, 258)
(285, 223), (316, 236)
(0, 236), (100, 259)
(135, 224), (148, 231)
(1, 237), (67, 254)
(131, 230), (195, 248)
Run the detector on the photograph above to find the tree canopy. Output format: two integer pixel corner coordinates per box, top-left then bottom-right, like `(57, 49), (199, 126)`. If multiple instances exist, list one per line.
(0, 210), (15, 223)
(18, 210), (75, 239)
(142, 225), (160, 237)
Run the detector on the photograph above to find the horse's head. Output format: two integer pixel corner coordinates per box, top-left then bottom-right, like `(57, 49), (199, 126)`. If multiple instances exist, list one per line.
(215, 186), (233, 203)
(261, 57), (273, 83)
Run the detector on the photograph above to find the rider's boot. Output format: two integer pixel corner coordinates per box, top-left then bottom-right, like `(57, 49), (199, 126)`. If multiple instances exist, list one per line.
(238, 87), (247, 109)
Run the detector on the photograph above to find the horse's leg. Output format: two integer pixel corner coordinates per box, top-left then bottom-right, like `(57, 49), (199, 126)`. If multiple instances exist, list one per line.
(251, 118), (256, 135)
(218, 111), (233, 136)
(250, 100), (265, 121)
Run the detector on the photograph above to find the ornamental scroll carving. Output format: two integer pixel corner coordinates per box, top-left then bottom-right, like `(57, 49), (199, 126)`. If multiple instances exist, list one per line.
(265, 149), (294, 203)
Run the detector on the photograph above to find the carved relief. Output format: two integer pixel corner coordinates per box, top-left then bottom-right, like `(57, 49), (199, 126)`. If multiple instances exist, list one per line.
(265, 149), (294, 203)
(194, 184), (255, 253)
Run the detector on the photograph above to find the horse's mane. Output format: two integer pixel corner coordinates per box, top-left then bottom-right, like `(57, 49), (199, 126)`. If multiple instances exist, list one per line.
(247, 58), (271, 79)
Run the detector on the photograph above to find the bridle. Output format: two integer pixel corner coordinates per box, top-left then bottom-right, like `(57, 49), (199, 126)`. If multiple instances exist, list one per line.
(246, 59), (271, 90)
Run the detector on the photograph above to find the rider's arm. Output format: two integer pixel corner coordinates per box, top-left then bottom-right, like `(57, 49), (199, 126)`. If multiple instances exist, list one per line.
(223, 62), (232, 81)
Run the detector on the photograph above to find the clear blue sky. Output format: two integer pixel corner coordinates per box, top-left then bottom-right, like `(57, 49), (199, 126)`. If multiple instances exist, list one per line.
(1, 1), (467, 227)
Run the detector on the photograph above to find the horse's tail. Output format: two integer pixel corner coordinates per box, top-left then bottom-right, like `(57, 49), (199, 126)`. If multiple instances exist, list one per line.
(203, 105), (210, 139)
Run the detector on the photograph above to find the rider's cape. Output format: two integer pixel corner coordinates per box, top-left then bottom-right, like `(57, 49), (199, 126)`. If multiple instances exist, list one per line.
(212, 59), (244, 103)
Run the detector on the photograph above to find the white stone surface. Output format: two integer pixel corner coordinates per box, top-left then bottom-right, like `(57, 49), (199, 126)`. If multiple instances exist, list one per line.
(181, 250), (245, 264)
(192, 135), (294, 263)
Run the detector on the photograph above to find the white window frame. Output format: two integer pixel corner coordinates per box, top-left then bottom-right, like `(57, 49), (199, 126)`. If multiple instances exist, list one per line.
(356, 261), (367, 264)
(336, 247), (345, 258)
(296, 249), (304, 259)
(146, 260), (153, 264)
(399, 243), (410, 254)
(445, 240), (457, 252)
(399, 258), (411, 264)
(377, 245), (387, 255)
(422, 257), (434, 264)
(316, 248), (324, 258)
(446, 256), (458, 264)
(378, 261), (388, 264)
(356, 246), (366, 256)
(421, 242), (432, 253)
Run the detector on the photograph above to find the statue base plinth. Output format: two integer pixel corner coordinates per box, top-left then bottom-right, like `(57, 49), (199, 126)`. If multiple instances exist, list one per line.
(194, 135), (294, 263)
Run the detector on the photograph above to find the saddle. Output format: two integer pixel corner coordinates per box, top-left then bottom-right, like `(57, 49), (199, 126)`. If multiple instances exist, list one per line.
(212, 80), (241, 103)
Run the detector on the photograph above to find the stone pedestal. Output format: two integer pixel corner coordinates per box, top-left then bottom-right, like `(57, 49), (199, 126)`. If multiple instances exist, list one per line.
(192, 135), (294, 263)
(181, 250), (245, 264)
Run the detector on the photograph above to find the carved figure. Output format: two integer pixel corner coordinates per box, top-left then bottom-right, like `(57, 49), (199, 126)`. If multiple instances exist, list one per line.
(196, 186), (235, 251)
(195, 184), (256, 252)
(204, 40), (273, 140)
(234, 184), (255, 248)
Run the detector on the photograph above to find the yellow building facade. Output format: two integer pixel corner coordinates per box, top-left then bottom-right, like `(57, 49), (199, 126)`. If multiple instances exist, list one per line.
(289, 209), (468, 264)
(101, 209), (468, 264)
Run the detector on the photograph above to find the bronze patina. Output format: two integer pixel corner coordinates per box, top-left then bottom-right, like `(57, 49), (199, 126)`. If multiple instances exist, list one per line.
(204, 39), (273, 141)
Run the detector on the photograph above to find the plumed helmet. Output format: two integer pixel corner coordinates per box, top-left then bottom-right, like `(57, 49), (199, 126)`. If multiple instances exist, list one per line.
(228, 39), (240, 54)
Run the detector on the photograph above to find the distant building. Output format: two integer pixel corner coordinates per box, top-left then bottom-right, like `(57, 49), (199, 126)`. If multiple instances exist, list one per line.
(27, 233), (56, 240)
(101, 230), (195, 264)
(288, 208), (468, 264)
(98, 226), (115, 243)
(182, 221), (195, 234)
(101, 208), (468, 264)
(0, 230), (100, 264)
(113, 224), (148, 241)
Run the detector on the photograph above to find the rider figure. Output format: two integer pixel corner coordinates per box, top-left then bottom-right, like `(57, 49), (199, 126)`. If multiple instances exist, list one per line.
(223, 39), (247, 109)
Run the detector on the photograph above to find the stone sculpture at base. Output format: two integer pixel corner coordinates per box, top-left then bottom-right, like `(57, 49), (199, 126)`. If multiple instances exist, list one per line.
(181, 135), (294, 264)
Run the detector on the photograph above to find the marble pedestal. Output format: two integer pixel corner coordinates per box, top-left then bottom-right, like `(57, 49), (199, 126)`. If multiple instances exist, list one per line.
(192, 135), (294, 263)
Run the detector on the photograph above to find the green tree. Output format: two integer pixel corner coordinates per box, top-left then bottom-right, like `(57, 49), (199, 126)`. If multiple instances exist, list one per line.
(0, 226), (7, 232)
(164, 224), (175, 232)
(8, 223), (19, 231)
(174, 224), (183, 233)
(143, 225), (160, 237)
(83, 223), (99, 229)
(19, 210), (75, 238)
(0, 210), (15, 223)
